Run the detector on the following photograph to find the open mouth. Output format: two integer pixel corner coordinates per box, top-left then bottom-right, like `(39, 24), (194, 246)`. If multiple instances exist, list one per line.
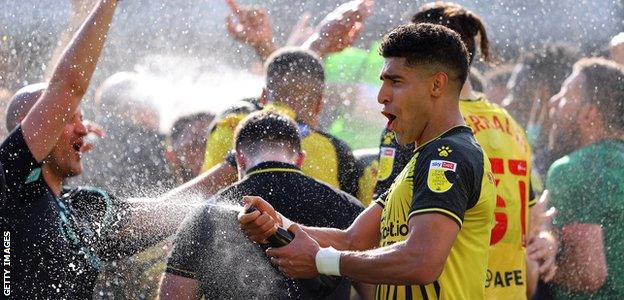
(381, 111), (397, 128)
(72, 140), (84, 153)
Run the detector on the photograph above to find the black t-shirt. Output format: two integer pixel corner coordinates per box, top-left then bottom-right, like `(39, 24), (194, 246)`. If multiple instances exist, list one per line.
(166, 161), (364, 299)
(0, 127), (132, 298)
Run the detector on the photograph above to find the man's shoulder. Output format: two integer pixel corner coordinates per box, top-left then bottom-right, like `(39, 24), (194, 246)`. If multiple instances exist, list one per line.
(295, 172), (364, 208)
(420, 127), (482, 162)
(310, 129), (354, 153)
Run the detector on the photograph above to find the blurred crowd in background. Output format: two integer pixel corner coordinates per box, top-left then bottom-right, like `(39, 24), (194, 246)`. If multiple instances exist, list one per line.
(1, 0), (623, 299)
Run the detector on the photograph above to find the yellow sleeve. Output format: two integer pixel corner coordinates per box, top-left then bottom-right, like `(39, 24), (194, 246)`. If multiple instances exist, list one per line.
(201, 114), (245, 172)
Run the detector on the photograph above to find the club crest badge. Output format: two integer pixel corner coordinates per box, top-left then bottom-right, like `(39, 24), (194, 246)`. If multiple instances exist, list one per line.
(427, 160), (457, 193)
(377, 147), (396, 181)
(382, 131), (395, 146)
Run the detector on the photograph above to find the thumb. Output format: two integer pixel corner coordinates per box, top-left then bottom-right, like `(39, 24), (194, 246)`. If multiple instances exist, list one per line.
(289, 223), (305, 235)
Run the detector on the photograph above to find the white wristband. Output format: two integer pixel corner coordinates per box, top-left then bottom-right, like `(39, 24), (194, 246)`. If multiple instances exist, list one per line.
(315, 247), (341, 276)
(278, 212), (294, 230)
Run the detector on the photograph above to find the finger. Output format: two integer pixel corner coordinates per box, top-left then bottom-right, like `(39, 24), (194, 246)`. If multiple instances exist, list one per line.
(539, 257), (556, 278)
(266, 247), (285, 258)
(84, 121), (105, 138)
(242, 195), (262, 208)
(226, 15), (241, 36)
(237, 209), (261, 224)
(225, 0), (242, 15)
(242, 224), (275, 238)
(360, 0), (375, 17)
(248, 234), (270, 244)
(543, 264), (557, 282)
(294, 12), (312, 30)
(346, 22), (363, 43)
(80, 143), (93, 153)
(289, 223), (304, 235)
(528, 247), (547, 261)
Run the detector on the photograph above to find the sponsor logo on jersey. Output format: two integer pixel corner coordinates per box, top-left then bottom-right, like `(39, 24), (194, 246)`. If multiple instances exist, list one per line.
(485, 269), (525, 288)
(427, 160), (457, 193)
(377, 147), (396, 181)
(381, 221), (409, 239)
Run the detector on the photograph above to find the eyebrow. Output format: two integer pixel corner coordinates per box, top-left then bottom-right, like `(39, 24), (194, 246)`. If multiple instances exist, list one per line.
(379, 73), (403, 81)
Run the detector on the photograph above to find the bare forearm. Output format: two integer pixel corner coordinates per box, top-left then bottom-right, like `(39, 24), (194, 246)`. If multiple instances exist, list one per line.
(339, 242), (434, 285)
(23, 0), (117, 161)
(163, 162), (237, 201)
(300, 204), (381, 251)
(553, 224), (607, 292)
(301, 226), (350, 250)
(49, 0), (116, 94)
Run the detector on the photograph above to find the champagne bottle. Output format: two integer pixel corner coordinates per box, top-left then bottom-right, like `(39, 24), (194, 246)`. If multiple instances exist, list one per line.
(245, 206), (342, 298)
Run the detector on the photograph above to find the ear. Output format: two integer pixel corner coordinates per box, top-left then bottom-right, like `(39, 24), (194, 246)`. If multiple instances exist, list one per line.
(430, 72), (449, 98)
(260, 88), (268, 106)
(294, 151), (306, 168)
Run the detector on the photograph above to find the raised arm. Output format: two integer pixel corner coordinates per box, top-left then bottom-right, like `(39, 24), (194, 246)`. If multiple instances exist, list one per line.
(21, 0), (118, 162)
(553, 223), (607, 293)
(301, 0), (373, 58)
(224, 0), (373, 62)
(224, 0), (276, 61)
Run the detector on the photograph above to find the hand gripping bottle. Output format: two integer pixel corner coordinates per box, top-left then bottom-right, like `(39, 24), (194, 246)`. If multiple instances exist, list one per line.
(245, 206), (342, 298)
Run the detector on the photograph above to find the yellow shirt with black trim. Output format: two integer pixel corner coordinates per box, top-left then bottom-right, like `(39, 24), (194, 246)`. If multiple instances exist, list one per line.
(461, 98), (535, 299)
(201, 102), (362, 198)
(374, 126), (495, 300)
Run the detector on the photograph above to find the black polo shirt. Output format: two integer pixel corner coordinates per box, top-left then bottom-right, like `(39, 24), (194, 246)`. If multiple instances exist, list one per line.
(0, 126), (130, 298)
(166, 161), (364, 299)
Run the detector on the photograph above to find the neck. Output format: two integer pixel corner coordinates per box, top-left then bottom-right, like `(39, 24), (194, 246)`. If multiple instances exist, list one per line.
(42, 164), (63, 197)
(243, 153), (297, 175)
(415, 96), (466, 148)
(459, 80), (478, 100)
(296, 110), (316, 128)
(581, 128), (624, 148)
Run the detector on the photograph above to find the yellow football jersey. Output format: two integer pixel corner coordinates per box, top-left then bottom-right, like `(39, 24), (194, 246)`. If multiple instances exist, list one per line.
(461, 98), (535, 299)
(375, 126), (495, 300)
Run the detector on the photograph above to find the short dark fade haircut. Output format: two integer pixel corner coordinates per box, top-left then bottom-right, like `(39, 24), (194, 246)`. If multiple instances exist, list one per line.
(265, 47), (325, 102)
(234, 111), (302, 156)
(573, 57), (624, 130)
(380, 23), (470, 91)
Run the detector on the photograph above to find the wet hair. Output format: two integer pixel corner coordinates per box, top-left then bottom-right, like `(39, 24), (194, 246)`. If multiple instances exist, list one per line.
(379, 23), (470, 90)
(411, 2), (490, 64)
(264, 48), (325, 104)
(169, 112), (215, 149)
(511, 43), (579, 97)
(234, 111), (301, 156)
(573, 57), (624, 130)
(5, 82), (47, 131)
